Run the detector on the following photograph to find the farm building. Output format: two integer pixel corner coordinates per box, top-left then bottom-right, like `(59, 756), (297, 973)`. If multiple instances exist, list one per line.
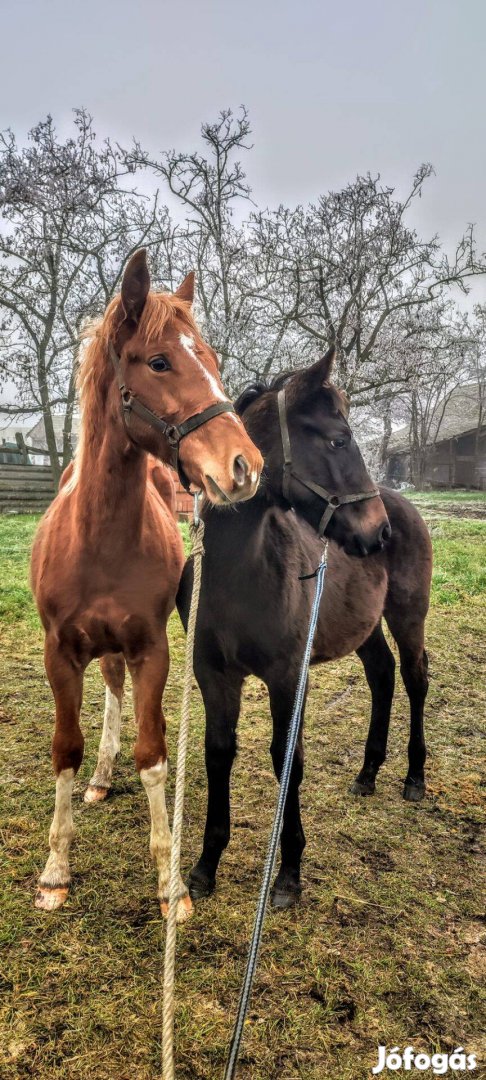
(25, 414), (81, 465)
(384, 384), (486, 490)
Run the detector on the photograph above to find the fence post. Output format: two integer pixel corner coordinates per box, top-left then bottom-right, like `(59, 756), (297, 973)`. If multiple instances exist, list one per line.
(15, 432), (29, 465)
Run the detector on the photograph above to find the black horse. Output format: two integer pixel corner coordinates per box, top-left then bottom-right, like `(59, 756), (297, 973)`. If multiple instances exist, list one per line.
(177, 349), (432, 909)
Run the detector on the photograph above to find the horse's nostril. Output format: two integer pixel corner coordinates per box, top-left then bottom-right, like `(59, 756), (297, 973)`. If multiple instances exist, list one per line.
(233, 455), (249, 488)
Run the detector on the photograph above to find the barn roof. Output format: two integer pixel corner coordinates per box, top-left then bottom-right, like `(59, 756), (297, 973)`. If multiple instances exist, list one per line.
(387, 383), (483, 455)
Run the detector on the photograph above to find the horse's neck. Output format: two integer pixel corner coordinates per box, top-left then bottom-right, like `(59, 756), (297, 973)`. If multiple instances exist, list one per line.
(203, 486), (321, 570)
(73, 413), (148, 544)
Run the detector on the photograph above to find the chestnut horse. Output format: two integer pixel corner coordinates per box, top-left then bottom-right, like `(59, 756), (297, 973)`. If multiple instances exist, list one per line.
(177, 349), (432, 910)
(31, 249), (262, 919)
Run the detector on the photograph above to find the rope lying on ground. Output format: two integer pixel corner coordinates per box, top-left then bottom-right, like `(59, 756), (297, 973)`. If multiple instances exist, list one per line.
(224, 546), (328, 1080)
(162, 511), (205, 1080)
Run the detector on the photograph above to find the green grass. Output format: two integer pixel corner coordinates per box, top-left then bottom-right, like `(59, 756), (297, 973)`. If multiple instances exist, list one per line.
(0, 507), (485, 1079)
(406, 490), (486, 504)
(0, 515), (41, 627)
(427, 519), (486, 604)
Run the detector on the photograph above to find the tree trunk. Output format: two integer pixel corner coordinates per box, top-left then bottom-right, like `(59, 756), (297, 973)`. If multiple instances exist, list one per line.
(43, 405), (61, 488)
(62, 353), (78, 470)
(379, 399), (392, 478)
(38, 351), (61, 486)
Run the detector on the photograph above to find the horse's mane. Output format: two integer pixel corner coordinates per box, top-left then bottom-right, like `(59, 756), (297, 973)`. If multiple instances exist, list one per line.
(75, 290), (197, 460)
(235, 367), (350, 423)
(234, 371), (296, 416)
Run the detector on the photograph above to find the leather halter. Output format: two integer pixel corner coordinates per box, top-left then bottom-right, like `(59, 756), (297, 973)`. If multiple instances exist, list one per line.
(277, 387), (380, 538)
(109, 343), (236, 492)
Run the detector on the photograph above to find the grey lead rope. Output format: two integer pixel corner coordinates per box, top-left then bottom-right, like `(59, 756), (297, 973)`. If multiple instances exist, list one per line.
(224, 545), (328, 1080)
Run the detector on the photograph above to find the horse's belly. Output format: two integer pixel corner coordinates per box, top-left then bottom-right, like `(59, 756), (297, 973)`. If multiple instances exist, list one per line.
(312, 554), (388, 662)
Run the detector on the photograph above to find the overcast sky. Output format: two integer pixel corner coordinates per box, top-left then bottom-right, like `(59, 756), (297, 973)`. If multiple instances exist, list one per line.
(1, 0), (485, 269)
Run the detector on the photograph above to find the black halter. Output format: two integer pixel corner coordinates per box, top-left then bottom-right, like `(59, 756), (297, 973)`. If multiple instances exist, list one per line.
(109, 343), (236, 492)
(277, 387), (380, 538)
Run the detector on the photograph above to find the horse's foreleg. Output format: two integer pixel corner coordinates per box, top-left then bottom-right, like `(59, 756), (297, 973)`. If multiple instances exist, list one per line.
(129, 641), (192, 922)
(188, 666), (242, 902)
(35, 638), (85, 911)
(351, 621), (396, 796)
(267, 673), (306, 910)
(85, 654), (125, 803)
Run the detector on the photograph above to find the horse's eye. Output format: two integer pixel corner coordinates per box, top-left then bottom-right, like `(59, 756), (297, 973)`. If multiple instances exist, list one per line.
(330, 438), (347, 449)
(149, 356), (170, 373)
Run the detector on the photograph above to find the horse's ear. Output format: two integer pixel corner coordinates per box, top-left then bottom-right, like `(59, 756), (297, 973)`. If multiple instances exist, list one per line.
(304, 346), (336, 388)
(121, 249), (150, 324)
(338, 388), (350, 417)
(175, 271), (195, 304)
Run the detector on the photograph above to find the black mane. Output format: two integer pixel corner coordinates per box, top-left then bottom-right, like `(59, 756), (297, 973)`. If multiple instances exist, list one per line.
(234, 371), (297, 416)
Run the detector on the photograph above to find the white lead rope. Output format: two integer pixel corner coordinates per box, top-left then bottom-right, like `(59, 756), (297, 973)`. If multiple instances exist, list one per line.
(162, 494), (205, 1080)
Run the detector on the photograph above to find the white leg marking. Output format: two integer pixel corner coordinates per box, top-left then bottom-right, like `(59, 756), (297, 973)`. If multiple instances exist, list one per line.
(140, 760), (191, 920)
(85, 688), (122, 801)
(36, 769), (75, 908)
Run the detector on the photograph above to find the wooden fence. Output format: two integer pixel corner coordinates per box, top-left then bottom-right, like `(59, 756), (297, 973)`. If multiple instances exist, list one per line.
(0, 463), (55, 514)
(0, 458), (194, 518)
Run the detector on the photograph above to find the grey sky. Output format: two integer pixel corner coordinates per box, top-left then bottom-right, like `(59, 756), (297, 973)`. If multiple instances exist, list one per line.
(1, 0), (485, 267)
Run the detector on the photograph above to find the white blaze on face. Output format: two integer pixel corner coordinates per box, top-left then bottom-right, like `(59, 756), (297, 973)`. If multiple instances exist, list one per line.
(179, 333), (228, 402)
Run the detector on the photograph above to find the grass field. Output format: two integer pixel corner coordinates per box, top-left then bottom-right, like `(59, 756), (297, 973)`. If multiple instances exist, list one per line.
(1, 496), (485, 1079)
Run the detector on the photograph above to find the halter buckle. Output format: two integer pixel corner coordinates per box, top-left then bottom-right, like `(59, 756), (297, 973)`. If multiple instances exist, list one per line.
(164, 425), (180, 448)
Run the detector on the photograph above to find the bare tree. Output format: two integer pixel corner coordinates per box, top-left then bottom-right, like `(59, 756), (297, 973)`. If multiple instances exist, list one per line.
(249, 169), (486, 401)
(124, 108), (288, 392)
(464, 305), (486, 480)
(0, 111), (173, 484)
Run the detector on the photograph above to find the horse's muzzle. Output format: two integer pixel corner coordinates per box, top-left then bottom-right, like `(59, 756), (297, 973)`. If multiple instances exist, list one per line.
(347, 521), (392, 557)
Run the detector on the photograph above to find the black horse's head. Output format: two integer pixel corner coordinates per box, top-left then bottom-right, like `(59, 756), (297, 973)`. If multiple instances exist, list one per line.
(235, 348), (391, 557)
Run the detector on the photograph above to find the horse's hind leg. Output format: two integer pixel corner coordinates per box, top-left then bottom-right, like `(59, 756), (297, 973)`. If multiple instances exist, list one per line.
(85, 654), (125, 804)
(385, 612), (429, 802)
(188, 666), (243, 902)
(129, 638), (192, 922)
(36, 637), (85, 911)
(267, 673), (306, 910)
(350, 622), (396, 797)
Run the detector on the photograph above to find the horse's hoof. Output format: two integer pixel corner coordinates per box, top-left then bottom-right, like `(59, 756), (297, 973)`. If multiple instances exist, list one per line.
(84, 784), (109, 804)
(188, 871), (216, 902)
(403, 780), (425, 802)
(160, 894), (193, 922)
(270, 886), (301, 910)
(34, 884), (69, 911)
(349, 777), (376, 796)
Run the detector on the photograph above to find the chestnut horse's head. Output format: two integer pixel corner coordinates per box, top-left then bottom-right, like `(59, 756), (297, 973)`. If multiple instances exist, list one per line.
(90, 249), (262, 504)
(236, 349), (391, 557)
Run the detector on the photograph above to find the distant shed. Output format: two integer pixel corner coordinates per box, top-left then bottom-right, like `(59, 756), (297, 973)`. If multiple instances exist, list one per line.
(385, 385), (486, 490)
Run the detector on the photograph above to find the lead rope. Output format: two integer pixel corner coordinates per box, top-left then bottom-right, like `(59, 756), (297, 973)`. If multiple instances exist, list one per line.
(162, 493), (205, 1080)
(224, 543), (328, 1080)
